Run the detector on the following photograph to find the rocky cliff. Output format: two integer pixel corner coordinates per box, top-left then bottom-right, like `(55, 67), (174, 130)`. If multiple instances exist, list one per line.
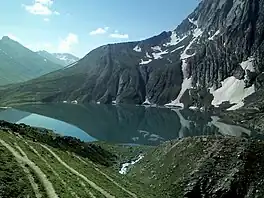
(1, 0), (264, 111)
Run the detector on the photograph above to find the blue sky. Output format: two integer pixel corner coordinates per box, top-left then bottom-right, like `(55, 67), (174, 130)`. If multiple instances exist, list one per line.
(0, 0), (199, 58)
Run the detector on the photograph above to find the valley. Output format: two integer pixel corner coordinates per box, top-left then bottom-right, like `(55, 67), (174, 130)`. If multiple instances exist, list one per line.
(1, 0), (264, 197)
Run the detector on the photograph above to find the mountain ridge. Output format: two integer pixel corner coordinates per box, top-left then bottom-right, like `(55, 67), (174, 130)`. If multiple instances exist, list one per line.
(1, 0), (264, 113)
(37, 50), (79, 66)
(0, 36), (65, 85)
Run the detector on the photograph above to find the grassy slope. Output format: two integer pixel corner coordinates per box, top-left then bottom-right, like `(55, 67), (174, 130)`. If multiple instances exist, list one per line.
(0, 122), (153, 198)
(0, 38), (64, 86)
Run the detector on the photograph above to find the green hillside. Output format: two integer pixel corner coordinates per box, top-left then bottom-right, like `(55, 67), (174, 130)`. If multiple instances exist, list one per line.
(0, 36), (64, 85)
(1, 120), (264, 197)
(0, 121), (151, 198)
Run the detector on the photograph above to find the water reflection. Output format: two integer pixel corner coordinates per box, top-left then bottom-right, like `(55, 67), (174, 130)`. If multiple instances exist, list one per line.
(0, 103), (252, 145)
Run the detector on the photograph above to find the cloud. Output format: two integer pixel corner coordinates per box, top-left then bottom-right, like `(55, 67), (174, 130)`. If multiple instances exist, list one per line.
(35, 0), (53, 5)
(54, 11), (60, 15)
(58, 33), (79, 52)
(109, 32), (129, 39)
(89, 27), (109, 35)
(23, 0), (59, 16)
(44, 18), (50, 22)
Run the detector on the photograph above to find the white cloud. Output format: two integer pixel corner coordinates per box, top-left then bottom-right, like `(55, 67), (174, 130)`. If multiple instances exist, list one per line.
(110, 32), (129, 39)
(44, 18), (50, 22)
(58, 33), (79, 52)
(35, 0), (53, 5)
(54, 11), (60, 15)
(89, 27), (109, 35)
(23, 0), (59, 16)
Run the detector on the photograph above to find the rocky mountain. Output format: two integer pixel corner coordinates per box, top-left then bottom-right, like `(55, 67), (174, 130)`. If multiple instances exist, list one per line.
(0, 37), (64, 85)
(0, 0), (264, 111)
(52, 53), (79, 66)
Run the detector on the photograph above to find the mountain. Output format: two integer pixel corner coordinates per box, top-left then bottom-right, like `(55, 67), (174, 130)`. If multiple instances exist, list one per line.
(1, 0), (264, 112)
(0, 36), (64, 85)
(37, 50), (65, 66)
(52, 53), (79, 66)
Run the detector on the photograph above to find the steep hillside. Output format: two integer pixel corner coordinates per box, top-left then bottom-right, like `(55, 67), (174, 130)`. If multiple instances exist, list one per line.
(0, 121), (151, 198)
(130, 136), (264, 198)
(0, 0), (264, 111)
(0, 37), (64, 85)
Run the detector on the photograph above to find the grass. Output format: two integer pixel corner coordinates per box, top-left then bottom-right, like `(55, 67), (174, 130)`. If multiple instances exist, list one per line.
(0, 128), (152, 198)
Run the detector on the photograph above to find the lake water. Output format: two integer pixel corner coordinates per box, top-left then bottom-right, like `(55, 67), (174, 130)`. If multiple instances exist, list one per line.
(0, 104), (252, 145)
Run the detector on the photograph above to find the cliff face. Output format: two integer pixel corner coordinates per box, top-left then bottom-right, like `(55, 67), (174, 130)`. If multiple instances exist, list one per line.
(1, 0), (264, 110)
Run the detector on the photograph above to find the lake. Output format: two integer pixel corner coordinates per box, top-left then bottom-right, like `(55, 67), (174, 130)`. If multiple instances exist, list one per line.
(0, 103), (252, 145)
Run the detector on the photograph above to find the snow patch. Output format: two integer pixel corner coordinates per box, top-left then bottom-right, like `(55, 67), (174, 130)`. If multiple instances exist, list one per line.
(63, 101), (67, 103)
(164, 32), (188, 47)
(139, 59), (152, 65)
(133, 45), (142, 52)
(210, 76), (255, 109)
(143, 98), (151, 105)
(96, 101), (101, 104)
(71, 100), (78, 104)
(119, 154), (144, 175)
(189, 106), (199, 110)
(44, 59), (47, 62)
(151, 46), (168, 59)
(240, 57), (255, 72)
(146, 52), (152, 58)
(165, 60), (192, 108)
(171, 45), (185, 53)
(188, 18), (198, 26)
(166, 20), (203, 108)
(209, 30), (220, 40)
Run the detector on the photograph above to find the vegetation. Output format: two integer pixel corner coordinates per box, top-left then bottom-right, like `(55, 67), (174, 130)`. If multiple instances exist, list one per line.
(0, 121), (152, 197)
(0, 36), (64, 85)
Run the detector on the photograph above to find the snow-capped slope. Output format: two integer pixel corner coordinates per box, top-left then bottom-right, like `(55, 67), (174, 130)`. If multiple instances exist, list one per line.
(52, 53), (79, 66)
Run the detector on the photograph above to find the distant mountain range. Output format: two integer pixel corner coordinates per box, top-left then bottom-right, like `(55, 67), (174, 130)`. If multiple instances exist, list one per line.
(0, 36), (78, 86)
(37, 51), (79, 66)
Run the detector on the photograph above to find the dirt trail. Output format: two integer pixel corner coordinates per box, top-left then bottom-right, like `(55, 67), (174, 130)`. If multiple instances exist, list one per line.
(19, 156), (42, 198)
(0, 138), (58, 198)
(25, 141), (80, 198)
(75, 154), (138, 198)
(40, 144), (115, 198)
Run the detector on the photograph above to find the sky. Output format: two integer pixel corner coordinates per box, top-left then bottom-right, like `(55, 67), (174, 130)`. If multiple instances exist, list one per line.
(0, 0), (200, 58)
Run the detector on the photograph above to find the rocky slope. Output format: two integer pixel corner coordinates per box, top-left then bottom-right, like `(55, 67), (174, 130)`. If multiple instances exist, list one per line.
(0, 0), (264, 111)
(0, 37), (64, 85)
(130, 136), (264, 198)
